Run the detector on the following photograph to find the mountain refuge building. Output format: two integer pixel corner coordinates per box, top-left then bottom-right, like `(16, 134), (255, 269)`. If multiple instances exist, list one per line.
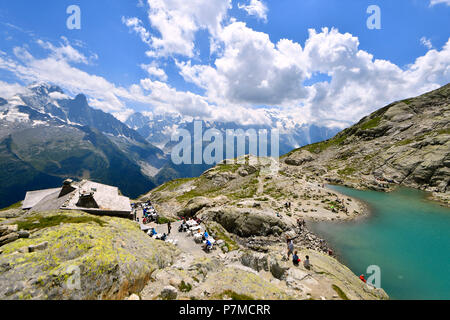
(22, 179), (132, 218)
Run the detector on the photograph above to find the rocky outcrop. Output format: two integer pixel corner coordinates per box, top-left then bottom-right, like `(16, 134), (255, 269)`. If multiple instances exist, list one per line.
(203, 207), (288, 237)
(0, 210), (180, 300)
(284, 84), (450, 205)
(284, 150), (316, 166)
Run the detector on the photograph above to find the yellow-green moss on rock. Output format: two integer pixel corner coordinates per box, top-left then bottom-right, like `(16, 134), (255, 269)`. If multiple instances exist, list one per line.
(0, 210), (180, 300)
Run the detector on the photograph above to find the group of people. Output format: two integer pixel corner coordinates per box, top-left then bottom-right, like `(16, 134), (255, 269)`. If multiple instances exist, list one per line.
(133, 201), (159, 224)
(287, 236), (311, 270)
(297, 218), (306, 231)
(148, 227), (168, 242)
(284, 202), (292, 210)
(178, 217), (202, 232)
(179, 217), (215, 252)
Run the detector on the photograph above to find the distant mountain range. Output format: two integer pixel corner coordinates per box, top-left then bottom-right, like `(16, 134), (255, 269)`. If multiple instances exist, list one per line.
(0, 83), (339, 207)
(0, 83), (164, 207)
(126, 111), (340, 156)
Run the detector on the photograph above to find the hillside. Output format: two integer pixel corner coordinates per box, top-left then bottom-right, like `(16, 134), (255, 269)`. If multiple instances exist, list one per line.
(0, 206), (387, 300)
(0, 84), (163, 207)
(283, 83), (449, 204)
(0, 209), (178, 299)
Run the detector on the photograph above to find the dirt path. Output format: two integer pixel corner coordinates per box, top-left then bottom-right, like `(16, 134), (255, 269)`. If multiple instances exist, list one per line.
(153, 221), (210, 257)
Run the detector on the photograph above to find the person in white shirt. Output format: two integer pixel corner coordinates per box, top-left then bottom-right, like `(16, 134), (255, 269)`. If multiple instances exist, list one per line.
(303, 255), (311, 270)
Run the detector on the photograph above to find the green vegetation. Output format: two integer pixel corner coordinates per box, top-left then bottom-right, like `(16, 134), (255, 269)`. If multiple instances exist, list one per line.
(394, 139), (414, 147)
(363, 153), (376, 161)
(360, 116), (381, 131)
(300, 134), (348, 154)
(332, 284), (349, 300)
(15, 213), (106, 231)
(437, 128), (450, 135)
(157, 216), (176, 225)
(154, 178), (195, 193)
(178, 280), (192, 293)
(227, 178), (258, 200)
(176, 185), (222, 202)
(402, 98), (414, 105)
(337, 166), (356, 176)
(263, 185), (284, 200)
(205, 222), (239, 252)
(0, 201), (22, 211)
(213, 163), (241, 173)
(174, 176), (227, 202)
(392, 127), (449, 148)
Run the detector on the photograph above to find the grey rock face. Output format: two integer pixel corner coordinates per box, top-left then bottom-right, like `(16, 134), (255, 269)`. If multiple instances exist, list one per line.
(0, 232), (19, 247)
(206, 207), (287, 237)
(284, 84), (450, 204)
(28, 241), (49, 253)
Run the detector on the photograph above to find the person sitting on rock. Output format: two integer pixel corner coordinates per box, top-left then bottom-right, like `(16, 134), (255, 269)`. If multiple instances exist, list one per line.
(303, 255), (311, 270)
(179, 220), (187, 232)
(150, 228), (157, 237)
(203, 230), (209, 241)
(292, 251), (301, 266)
(160, 233), (167, 241)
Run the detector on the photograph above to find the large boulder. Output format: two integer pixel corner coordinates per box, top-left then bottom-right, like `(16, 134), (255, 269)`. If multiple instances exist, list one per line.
(0, 232), (19, 247)
(205, 207), (288, 237)
(179, 197), (213, 217)
(284, 150), (315, 166)
(0, 225), (18, 237)
(0, 210), (180, 300)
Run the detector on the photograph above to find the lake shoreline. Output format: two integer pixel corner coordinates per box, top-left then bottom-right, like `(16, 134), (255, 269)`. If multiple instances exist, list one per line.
(307, 185), (450, 300)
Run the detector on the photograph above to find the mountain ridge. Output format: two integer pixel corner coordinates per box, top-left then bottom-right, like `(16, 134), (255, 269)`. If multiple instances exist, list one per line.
(0, 84), (162, 207)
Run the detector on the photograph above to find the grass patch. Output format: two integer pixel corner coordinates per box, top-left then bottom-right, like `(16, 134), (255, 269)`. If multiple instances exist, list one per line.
(282, 132), (349, 157)
(437, 128), (450, 135)
(175, 177), (223, 202)
(337, 167), (356, 176)
(155, 178), (195, 192)
(178, 281), (192, 293)
(157, 216), (176, 225)
(0, 201), (22, 212)
(205, 222), (239, 252)
(360, 116), (381, 131)
(213, 163), (241, 173)
(394, 139), (413, 147)
(402, 98), (414, 105)
(227, 182), (257, 200)
(16, 214), (106, 231)
(332, 284), (349, 300)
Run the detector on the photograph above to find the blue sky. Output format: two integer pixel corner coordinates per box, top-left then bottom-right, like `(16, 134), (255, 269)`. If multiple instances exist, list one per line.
(0, 0), (449, 127)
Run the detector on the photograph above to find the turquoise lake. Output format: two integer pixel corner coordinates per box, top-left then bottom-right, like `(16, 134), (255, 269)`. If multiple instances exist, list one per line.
(308, 186), (450, 300)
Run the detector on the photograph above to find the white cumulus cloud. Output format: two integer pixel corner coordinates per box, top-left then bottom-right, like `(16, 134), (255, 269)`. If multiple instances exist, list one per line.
(124, 0), (232, 58)
(238, 0), (268, 22)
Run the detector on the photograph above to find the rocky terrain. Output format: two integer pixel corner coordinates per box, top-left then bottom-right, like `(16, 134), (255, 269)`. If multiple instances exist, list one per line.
(132, 155), (388, 300)
(3, 85), (447, 300)
(0, 202), (387, 300)
(0, 208), (179, 300)
(283, 84), (449, 205)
